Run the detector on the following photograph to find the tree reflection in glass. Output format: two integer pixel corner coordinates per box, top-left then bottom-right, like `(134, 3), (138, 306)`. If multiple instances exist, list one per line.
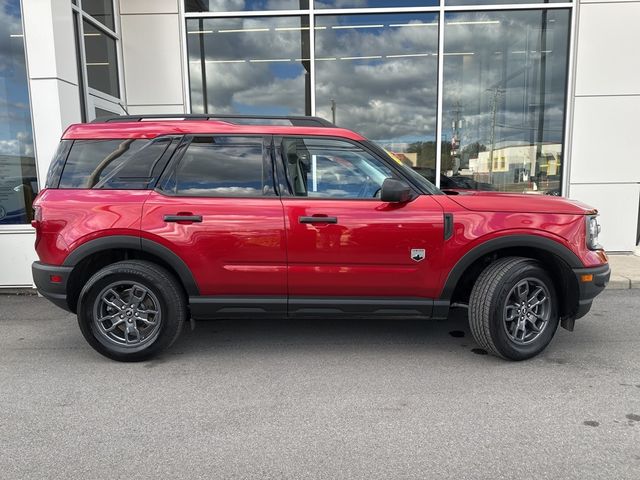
(441, 10), (570, 194)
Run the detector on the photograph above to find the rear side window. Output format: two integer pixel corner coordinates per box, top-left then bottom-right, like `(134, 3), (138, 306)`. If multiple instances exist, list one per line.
(59, 139), (147, 188)
(57, 138), (172, 189)
(162, 136), (266, 197)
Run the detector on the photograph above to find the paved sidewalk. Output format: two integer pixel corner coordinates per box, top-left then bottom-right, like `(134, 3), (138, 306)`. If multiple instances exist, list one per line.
(607, 253), (640, 290)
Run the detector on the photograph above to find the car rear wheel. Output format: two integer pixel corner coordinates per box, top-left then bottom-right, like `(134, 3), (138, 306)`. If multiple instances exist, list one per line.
(469, 257), (559, 360)
(77, 260), (186, 362)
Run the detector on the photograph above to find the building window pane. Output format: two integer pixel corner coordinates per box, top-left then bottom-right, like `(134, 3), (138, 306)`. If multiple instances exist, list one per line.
(83, 21), (120, 98)
(187, 16), (311, 115)
(185, 1), (309, 12)
(441, 10), (570, 194)
(316, 1), (437, 8)
(0, 0), (37, 225)
(448, 0), (566, 5)
(315, 13), (439, 181)
(82, 0), (115, 30)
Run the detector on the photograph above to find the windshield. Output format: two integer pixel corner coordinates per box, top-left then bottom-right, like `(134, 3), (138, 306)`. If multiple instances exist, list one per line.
(367, 142), (442, 195)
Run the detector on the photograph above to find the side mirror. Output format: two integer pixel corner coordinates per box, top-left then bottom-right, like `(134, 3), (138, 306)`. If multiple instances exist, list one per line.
(381, 178), (412, 203)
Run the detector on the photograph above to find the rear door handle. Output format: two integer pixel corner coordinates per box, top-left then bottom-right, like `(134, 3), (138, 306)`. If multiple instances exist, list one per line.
(164, 214), (203, 223)
(299, 215), (338, 224)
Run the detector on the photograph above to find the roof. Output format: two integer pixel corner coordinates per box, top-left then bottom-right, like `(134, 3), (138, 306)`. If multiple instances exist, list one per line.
(62, 119), (365, 142)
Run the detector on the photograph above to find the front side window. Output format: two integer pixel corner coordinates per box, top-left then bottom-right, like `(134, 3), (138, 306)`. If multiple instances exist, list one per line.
(165, 137), (266, 197)
(282, 138), (394, 199)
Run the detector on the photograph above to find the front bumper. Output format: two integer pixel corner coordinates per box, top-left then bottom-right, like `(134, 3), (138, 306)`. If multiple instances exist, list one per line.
(32, 261), (73, 312)
(572, 263), (610, 320)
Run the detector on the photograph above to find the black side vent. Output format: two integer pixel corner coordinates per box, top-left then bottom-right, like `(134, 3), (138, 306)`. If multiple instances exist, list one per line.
(444, 213), (454, 241)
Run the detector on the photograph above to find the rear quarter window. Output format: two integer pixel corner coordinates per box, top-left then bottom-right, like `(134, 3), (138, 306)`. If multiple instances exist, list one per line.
(58, 138), (171, 189)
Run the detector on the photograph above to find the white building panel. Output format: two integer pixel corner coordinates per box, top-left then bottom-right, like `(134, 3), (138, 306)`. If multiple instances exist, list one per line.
(569, 95), (640, 184)
(0, 231), (37, 287)
(569, 183), (640, 252)
(119, 0), (179, 14)
(574, 2), (640, 96)
(120, 14), (184, 107)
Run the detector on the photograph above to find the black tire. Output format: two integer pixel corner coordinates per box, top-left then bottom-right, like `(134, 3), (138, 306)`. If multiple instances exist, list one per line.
(469, 256), (559, 361)
(77, 260), (186, 362)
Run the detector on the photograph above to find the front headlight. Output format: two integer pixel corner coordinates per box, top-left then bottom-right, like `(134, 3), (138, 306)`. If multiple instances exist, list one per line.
(586, 215), (601, 250)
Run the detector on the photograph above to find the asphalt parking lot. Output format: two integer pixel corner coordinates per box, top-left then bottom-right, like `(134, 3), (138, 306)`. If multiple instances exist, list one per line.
(1, 290), (639, 480)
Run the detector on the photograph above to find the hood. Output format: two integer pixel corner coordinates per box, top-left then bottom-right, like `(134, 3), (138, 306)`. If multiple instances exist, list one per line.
(447, 191), (597, 215)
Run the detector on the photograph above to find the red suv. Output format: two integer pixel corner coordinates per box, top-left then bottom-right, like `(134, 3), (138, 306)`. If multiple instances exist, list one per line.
(32, 115), (610, 362)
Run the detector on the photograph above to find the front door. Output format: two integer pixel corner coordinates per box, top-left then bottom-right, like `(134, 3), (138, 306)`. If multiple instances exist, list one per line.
(276, 136), (445, 317)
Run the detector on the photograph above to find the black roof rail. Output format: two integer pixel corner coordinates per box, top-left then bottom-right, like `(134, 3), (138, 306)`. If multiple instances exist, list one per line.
(93, 114), (335, 128)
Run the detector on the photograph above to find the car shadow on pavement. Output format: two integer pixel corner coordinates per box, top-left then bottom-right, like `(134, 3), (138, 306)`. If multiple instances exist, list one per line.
(164, 307), (489, 360)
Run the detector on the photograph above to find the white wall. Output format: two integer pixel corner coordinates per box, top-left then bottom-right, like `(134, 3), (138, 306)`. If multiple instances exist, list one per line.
(568, 1), (640, 251)
(119, 0), (187, 114)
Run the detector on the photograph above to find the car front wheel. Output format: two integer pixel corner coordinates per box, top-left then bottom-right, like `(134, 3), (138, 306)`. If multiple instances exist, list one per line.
(469, 256), (559, 360)
(77, 260), (186, 362)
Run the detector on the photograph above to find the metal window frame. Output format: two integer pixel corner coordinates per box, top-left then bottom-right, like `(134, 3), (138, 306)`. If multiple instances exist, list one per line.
(180, 0), (575, 193)
(72, 0), (126, 119)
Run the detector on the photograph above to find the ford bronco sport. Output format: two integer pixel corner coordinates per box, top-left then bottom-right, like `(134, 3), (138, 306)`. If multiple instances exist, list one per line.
(32, 114), (610, 362)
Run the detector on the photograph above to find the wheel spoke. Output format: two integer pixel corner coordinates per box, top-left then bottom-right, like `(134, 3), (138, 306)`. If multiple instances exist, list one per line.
(516, 281), (529, 301)
(103, 288), (126, 309)
(136, 313), (157, 326)
(124, 321), (141, 344)
(130, 285), (148, 307)
(97, 312), (119, 324)
(505, 305), (519, 322)
(526, 316), (541, 333)
(104, 318), (126, 332)
(527, 286), (544, 304)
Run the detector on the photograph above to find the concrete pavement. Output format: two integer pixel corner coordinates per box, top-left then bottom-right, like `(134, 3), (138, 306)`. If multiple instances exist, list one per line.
(1, 291), (639, 480)
(608, 253), (640, 289)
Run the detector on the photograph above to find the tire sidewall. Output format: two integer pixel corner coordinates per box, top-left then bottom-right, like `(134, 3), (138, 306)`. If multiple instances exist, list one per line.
(78, 264), (183, 361)
(489, 263), (559, 360)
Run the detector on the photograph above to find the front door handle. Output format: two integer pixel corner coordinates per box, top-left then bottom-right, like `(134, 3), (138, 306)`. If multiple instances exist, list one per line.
(164, 214), (203, 223)
(299, 215), (338, 224)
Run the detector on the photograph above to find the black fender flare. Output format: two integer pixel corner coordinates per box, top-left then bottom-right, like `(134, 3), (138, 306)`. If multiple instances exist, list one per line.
(63, 235), (199, 296)
(439, 234), (583, 300)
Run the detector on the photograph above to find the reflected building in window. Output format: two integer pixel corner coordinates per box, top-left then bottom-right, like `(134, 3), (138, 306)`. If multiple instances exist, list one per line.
(0, 0), (37, 225)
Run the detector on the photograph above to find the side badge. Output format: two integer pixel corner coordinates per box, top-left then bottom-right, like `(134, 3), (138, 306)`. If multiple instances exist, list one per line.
(411, 249), (426, 262)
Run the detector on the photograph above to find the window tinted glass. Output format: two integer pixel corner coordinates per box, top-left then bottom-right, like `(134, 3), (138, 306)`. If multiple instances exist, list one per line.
(59, 139), (149, 188)
(96, 139), (172, 189)
(283, 138), (394, 199)
(185, 0), (308, 12)
(168, 137), (265, 197)
(82, 0), (115, 30)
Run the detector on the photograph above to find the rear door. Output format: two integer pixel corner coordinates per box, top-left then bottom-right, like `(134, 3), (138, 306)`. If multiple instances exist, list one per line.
(276, 136), (445, 317)
(141, 135), (287, 317)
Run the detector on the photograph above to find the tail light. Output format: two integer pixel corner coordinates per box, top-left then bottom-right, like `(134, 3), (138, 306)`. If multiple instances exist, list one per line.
(31, 205), (42, 228)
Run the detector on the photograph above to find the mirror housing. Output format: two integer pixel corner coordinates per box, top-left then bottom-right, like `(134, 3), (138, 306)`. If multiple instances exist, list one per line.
(381, 178), (412, 203)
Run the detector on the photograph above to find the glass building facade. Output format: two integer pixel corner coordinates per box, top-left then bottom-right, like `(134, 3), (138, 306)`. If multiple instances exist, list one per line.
(0, 0), (36, 225)
(186, 1), (571, 195)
